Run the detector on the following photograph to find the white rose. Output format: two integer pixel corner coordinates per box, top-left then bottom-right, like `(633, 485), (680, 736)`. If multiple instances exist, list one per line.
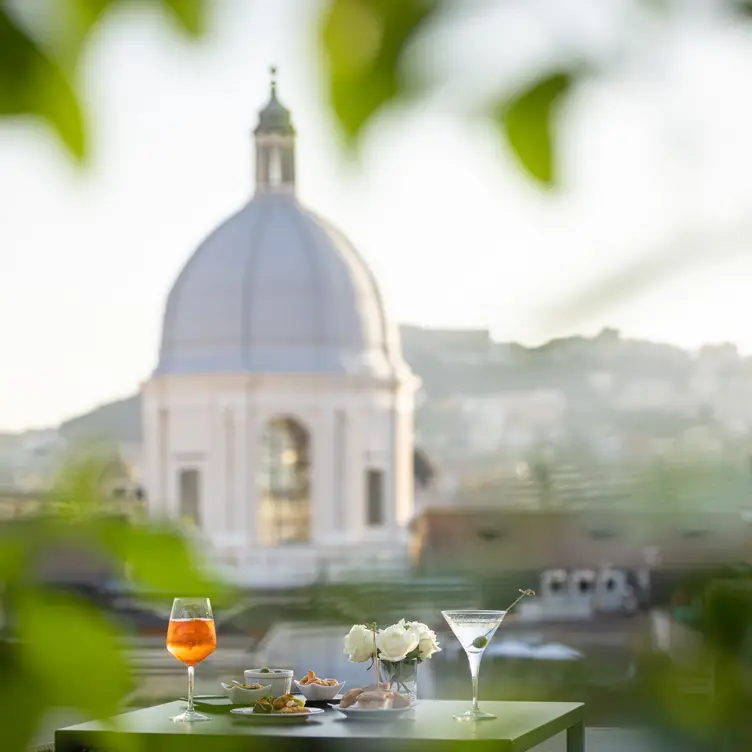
(344, 624), (377, 663)
(395, 618), (420, 644)
(408, 621), (441, 660)
(376, 623), (420, 662)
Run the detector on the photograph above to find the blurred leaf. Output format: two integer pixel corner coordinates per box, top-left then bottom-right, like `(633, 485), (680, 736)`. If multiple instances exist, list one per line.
(54, 1), (115, 67)
(0, 648), (42, 752)
(495, 72), (572, 185)
(17, 589), (131, 716)
(49, 449), (113, 512)
(59, 0), (208, 53)
(320, 0), (440, 143)
(163, 0), (208, 36)
(0, 6), (86, 160)
(536, 217), (752, 330)
(0, 0), (210, 163)
(68, 0), (112, 34)
(98, 519), (227, 602)
(734, 0), (752, 18)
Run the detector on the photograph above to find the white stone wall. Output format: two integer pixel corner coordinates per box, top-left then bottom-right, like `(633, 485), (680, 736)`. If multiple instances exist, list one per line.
(141, 372), (416, 584)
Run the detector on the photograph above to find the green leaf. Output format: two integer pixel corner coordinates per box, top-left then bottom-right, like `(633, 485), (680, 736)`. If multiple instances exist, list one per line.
(68, 0), (208, 40)
(163, 0), (208, 36)
(0, 535), (29, 582)
(734, 0), (752, 18)
(495, 72), (572, 186)
(0, 652), (42, 752)
(98, 520), (228, 602)
(0, 7), (86, 160)
(68, 0), (113, 37)
(17, 589), (131, 716)
(48, 451), (112, 513)
(320, 0), (440, 143)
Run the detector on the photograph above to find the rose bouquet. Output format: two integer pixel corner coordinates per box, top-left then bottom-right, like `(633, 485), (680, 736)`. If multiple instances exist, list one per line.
(343, 619), (440, 699)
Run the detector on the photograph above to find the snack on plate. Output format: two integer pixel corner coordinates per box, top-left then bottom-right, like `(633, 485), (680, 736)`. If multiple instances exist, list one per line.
(298, 669), (339, 686)
(339, 687), (364, 708)
(355, 690), (392, 709)
(339, 684), (410, 710)
(254, 694), (309, 715)
(254, 696), (275, 714)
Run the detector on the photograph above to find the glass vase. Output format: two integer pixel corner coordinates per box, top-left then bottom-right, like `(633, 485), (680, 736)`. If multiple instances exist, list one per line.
(379, 659), (419, 701)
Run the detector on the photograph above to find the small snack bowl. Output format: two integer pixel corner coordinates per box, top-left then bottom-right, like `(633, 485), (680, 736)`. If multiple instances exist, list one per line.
(221, 681), (272, 705)
(294, 678), (346, 702)
(244, 668), (293, 697)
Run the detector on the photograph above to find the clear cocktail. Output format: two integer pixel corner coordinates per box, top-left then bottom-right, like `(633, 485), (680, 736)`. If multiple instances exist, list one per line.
(442, 609), (505, 721)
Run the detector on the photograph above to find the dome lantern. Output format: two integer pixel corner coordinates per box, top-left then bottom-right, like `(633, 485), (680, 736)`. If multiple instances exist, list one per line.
(254, 66), (295, 195)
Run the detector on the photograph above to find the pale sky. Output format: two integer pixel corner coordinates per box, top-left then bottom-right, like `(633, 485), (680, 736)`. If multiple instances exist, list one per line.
(3, 0), (752, 431)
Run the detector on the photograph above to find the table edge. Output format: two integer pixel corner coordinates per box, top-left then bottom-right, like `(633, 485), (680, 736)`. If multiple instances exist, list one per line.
(55, 700), (587, 746)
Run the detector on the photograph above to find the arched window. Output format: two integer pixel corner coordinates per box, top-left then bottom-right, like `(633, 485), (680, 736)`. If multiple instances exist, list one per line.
(259, 417), (311, 545)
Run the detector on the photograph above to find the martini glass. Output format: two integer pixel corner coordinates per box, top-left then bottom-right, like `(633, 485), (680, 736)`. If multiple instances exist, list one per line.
(442, 609), (505, 721)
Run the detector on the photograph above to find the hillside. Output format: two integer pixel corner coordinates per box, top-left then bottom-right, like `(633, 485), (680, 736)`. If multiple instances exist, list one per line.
(59, 394), (142, 443)
(21, 327), (750, 472)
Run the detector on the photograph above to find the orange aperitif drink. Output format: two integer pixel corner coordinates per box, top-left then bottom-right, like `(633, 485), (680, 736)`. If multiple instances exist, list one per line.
(167, 597), (216, 723)
(166, 617), (217, 667)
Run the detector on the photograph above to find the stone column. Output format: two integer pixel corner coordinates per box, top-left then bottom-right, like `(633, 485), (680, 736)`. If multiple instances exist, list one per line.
(311, 407), (335, 543)
(207, 401), (226, 545)
(233, 402), (248, 548)
(223, 406), (236, 541)
(345, 407), (365, 542)
(141, 397), (164, 518)
(394, 386), (415, 529)
(245, 404), (261, 547)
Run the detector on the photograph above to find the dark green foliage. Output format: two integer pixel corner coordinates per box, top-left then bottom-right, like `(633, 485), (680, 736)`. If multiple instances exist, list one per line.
(494, 72), (572, 186)
(0, 0), (208, 162)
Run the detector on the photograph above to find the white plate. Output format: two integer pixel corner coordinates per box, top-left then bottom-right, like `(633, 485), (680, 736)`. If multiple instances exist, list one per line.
(333, 704), (414, 721)
(230, 706), (325, 723)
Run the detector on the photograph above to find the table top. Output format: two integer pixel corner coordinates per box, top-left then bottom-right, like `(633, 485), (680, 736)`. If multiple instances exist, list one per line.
(56, 700), (584, 752)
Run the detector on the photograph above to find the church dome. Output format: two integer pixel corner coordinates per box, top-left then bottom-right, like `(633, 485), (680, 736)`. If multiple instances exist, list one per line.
(156, 72), (406, 380)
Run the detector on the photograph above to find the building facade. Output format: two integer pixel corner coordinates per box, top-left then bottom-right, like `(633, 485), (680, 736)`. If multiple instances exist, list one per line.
(141, 72), (417, 585)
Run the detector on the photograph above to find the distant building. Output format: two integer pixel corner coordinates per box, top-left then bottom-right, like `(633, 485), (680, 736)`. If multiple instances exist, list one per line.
(459, 390), (567, 455)
(141, 71), (418, 586)
(614, 378), (696, 415)
(411, 506), (752, 619)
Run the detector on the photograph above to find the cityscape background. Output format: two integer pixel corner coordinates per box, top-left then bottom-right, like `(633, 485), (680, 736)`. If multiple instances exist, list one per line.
(5, 2), (752, 752)
(6, 0), (752, 432)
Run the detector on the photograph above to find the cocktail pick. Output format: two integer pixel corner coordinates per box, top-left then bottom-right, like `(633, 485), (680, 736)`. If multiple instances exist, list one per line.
(471, 589), (536, 649)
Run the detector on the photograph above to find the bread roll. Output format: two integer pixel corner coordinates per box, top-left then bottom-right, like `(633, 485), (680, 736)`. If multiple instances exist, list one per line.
(340, 687), (365, 708)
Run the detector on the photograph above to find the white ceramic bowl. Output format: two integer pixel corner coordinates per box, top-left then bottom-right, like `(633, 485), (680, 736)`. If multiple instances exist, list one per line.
(294, 679), (346, 701)
(243, 668), (293, 697)
(221, 682), (272, 705)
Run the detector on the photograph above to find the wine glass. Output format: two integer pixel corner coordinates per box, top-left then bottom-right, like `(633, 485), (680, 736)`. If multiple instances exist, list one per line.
(166, 597), (217, 722)
(442, 609), (505, 721)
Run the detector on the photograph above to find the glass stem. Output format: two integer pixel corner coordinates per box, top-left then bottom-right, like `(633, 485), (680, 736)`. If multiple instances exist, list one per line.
(187, 665), (195, 713)
(468, 653), (482, 712)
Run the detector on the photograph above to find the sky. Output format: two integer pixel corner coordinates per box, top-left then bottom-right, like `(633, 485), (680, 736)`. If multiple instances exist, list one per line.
(3, 0), (752, 431)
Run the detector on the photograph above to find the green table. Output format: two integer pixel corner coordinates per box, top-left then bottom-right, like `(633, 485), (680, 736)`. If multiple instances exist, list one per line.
(56, 700), (585, 752)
